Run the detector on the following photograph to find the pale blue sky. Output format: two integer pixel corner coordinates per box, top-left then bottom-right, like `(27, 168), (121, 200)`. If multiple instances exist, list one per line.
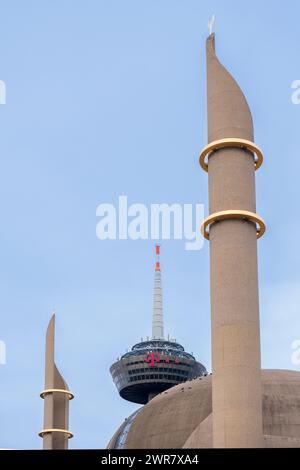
(0, 0), (300, 449)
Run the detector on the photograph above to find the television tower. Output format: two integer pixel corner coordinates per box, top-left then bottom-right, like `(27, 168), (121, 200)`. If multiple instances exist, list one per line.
(110, 245), (207, 404)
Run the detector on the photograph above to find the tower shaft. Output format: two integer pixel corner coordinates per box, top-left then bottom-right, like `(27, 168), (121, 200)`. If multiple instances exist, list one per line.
(202, 34), (264, 448)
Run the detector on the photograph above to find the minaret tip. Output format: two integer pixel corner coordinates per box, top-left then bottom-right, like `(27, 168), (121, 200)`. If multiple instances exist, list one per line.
(208, 14), (215, 37)
(205, 21), (253, 142)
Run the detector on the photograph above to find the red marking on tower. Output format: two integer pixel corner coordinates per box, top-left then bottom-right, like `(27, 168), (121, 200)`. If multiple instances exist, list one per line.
(145, 352), (160, 367)
(155, 244), (161, 271)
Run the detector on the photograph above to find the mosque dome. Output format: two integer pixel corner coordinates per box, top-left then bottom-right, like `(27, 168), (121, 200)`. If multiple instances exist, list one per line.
(108, 369), (300, 448)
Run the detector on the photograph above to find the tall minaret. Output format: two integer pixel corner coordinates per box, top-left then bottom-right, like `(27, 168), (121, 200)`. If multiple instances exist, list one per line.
(200, 34), (265, 447)
(152, 244), (164, 340)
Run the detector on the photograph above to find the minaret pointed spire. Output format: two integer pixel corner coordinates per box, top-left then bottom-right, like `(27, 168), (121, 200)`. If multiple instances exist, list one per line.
(152, 244), (164, 340)
(206, 33), (254, 143)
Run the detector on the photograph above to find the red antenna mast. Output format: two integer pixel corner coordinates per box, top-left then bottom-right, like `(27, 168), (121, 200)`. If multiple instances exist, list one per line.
(152, 244), (164, 339)
(155, 244), (160, 272)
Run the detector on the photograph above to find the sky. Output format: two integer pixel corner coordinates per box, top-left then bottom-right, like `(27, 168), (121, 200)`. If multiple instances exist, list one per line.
(0, 0), (300, 449)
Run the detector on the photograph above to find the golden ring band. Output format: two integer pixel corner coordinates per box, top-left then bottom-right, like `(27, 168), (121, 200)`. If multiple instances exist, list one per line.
(201, 210), (266, 240)
(40, 388), (74, 400)
(39, 428), (74, 439)
(199, 138), (263, 172)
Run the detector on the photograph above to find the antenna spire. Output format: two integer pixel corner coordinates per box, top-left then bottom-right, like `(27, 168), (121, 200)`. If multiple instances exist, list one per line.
(152, 244), (164, 340)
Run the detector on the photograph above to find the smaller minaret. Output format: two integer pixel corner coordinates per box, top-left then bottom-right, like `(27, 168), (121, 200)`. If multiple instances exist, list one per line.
(39, 314), (74, 449)
(152, 244), (164, 340)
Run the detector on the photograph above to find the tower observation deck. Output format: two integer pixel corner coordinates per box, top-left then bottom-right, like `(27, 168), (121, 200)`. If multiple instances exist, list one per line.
(110, 246), (207, 404)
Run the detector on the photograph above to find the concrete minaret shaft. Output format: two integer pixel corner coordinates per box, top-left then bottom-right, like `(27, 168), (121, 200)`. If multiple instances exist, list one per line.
(200, 34), (265, 448)
(152, 245), (164, 340)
